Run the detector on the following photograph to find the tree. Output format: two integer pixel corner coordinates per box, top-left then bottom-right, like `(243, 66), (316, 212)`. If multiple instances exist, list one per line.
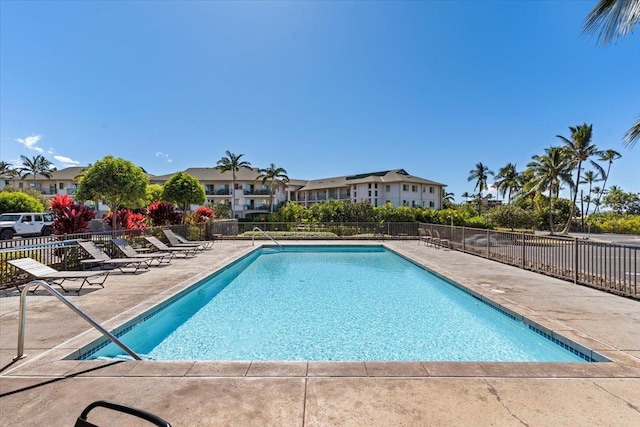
(0, 161), (17, 177)
(580, 170), (602, 216)
(583, 0), (640, 147)
(526, 147), (575, 234)
(441, 189), (455, 208)
(147, 201), (182, 226)
(161, 172), (206, 222)
(494, 162), (520, 204)
(18, 154), (56, 188)
(74, 156), (148, 230)
(595, 149), (622, 212)
(467, 162), (494, 213)
(0, 192), (44, 213)
(49, 194), (96, 235)
(256, 163), (289, 213)
(461, 191), (471, 204)
(216, 151), (251, 219)
(602, 186), (640, 214)
(146, 184), (165, 205)
(556, 124), (604, 233)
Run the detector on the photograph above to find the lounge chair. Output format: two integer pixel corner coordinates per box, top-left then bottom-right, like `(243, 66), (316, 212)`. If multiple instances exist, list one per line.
(161, 228), (206, 250)
(144, 236), (199, 257)
(418, 228), (431, 245)
(75, 400), (171, 427)
(77, 240), (151, 274)
(111, 238), (174, 265)
(8, 257), (109, 293)
(433, 230), (450, 249)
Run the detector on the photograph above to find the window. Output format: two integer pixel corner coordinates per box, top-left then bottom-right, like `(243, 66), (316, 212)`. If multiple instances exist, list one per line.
(368, 183), (371, 189)
(374, 183), (378, 189)
(354, 191), (357, 197)
(374, 198), (378, 207)
(429, 186), (434, 193)
(368, 190), (371, 197)
(412, 201), (416, 207)
(59, 183), (64, 189)
(34, 214), (43, 221)
(402, 200), (407, 206)
(22, 215), (32, 222)
(235, 183), (242, 190)
(385, 185), (390, 192)
(374, 191), (378, 196)
(411, 185), (417, 192)
(402, 184), (408, 191)
(423, 186), (426, 192)
(429, 201), (435, 208)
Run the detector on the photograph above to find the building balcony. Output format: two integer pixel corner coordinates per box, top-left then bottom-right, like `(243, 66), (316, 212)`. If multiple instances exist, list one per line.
(244, 189), (271, 195)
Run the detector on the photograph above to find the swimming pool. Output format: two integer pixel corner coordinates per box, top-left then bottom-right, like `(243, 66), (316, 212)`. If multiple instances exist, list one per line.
(82, 245), (593, 362)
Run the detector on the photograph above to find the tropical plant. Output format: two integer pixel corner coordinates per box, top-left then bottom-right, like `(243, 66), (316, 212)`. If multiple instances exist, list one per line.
(594, 149), (622, 212)
(0, 191), (44, 213)
(146, 201), (182, 226)
(0, 161), (17, 177)
(49, 194), (96, 235)
(146, 184), (165, 205)
(556, 124), (604, 233)
(210, 203), (231, 219)
(494, 163), (520, 204)
(483, 205), (536, 231)
(74, 156), (148, 230)
(526, 147), (575, 234)
(161, 172), (206, 223)
(215, 151), (251, 219)
(191, 206), (215, 223)
(18, 154), (56, 188)
(461, 191), (471, 204)
(467, 162), (494, 212)
(103, 209), (146, 230)
(602, 186), (640, 214)
(441, 189), (455, 208)
(256, 163), (289, 213)
(583, 0), (640, 147)
(580, 170), (602, 216)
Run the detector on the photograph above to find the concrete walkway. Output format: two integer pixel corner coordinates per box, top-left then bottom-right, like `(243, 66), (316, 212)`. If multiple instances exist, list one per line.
(1, 240), (639, 426)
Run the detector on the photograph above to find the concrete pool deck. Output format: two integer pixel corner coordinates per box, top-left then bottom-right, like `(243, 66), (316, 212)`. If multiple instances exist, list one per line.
(1, 240), (639, 426)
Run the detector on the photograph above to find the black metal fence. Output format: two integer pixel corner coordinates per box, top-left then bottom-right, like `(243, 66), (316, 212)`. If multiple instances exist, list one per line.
(420, 223), (639, 299)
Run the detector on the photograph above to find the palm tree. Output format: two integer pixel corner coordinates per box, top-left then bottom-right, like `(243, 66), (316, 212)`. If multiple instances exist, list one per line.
(583, 0), (640, 148)
(494, 162), (520, 204)
(215, 151), (251, 219)
(526, 147), (575, 234)
(0, 161), (17, 177)
(467, 162), (494, 213)
(580, 170), (602, 216)
(461, 191), (471, 204)
(18, 155), (57, 190)
(556, 124), (604, 234)
(595, 149), (622, 212)
(256, 163), (289, 213)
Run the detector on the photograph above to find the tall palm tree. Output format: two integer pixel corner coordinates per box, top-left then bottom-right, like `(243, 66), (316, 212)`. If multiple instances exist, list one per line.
(494, 162), (520, 204)
(461, 191), (471, 204)
(467, 162), (494, 213)
(583, 0), (640, 148)
(595, 149), (622, 212)
(18, 155), (57, 189)
(0, 161), (17, 177)
(526, 147), (575, 234)
(215, 151), (251, 219)
(256, 163), (289, 213)
(580, 170), (602, 216)
(556, 124), (604, 234)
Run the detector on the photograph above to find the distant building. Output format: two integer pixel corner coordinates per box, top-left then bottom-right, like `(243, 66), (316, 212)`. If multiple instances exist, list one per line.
(2, 166), (446, 218)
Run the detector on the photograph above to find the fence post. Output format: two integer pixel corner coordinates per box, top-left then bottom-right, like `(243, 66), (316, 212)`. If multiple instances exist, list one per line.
(486, 229), (490, 258)
(521, 232), (525, 269)
(574, 238), (579, 284)
(462, 227), (465, 252)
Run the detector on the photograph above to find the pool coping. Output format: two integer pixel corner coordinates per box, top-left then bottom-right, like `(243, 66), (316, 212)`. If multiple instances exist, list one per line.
(2, 241), (639, 380)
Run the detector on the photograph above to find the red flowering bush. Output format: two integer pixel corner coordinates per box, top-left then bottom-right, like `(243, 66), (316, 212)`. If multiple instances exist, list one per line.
(103, 209), (146, 230)
(49, 194), (96, 235)
(192, 206), (214, 223)
(147, 201), (182, 226)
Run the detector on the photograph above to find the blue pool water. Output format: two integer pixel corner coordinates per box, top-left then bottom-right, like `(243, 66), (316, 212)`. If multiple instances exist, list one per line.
(86, 246), (589, 362)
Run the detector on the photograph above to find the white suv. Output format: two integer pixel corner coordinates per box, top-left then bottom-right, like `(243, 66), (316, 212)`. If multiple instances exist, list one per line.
(0, 212), (55, 240)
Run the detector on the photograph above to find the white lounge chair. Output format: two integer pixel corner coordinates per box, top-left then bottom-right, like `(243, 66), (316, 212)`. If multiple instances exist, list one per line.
(77, 240), (151, 274)
(8, 257), (109, 293)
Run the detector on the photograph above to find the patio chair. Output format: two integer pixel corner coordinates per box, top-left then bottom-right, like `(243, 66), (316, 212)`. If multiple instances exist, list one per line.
(162, 228), (215, 250)
(418, 228), (431, 245)
(75, 400), (171, 427)
(111, 238), (174, 265)
(77, 240), (151, 274)
(161, 228), (206, 250)
(433, 230), (450, 249)
(144, 236), (199, 257)
(8, 258), (109, 293)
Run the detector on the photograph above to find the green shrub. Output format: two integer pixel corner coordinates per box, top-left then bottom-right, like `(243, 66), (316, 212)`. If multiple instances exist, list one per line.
(587, 213), (640, 235)
(0, 192), (44, 213)
(484, 205), (536, 231)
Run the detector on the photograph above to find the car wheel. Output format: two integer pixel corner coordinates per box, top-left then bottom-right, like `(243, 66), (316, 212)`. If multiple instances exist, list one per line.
(0, 229), (14, 240)
(41, 226), (53, 236)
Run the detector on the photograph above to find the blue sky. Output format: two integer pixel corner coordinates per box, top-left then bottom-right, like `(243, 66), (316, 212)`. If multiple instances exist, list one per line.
(1, 1), (638, 201)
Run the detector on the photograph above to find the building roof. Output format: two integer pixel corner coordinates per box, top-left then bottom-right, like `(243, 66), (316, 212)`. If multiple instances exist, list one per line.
(297, 169), (445, 191)
(151, 167), (265, 183)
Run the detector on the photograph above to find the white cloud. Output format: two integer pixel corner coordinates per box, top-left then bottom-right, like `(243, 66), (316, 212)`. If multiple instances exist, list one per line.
(53, 155), (80, 165)
(156, 151), (172, 163)
(15, 135), (44, 152)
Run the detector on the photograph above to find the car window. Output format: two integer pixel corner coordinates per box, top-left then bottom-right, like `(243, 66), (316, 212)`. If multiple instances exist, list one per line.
(22, 215), (32, 222)
(0, 214), (21, 221)
(44, 214), (54, 222)
(34, 214), (43, 221)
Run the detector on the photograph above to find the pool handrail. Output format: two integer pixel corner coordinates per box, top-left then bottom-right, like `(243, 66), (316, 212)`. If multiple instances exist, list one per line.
(14, 280), (141, 361)
(251, 227), (282, 248)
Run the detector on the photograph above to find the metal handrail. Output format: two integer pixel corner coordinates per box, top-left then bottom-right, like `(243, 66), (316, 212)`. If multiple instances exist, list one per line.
(251, 227), (282, 248)
(14, 280), (141, 361)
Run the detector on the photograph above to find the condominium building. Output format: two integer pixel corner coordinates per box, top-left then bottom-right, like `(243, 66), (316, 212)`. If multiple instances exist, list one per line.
(2, 167), (445, 218)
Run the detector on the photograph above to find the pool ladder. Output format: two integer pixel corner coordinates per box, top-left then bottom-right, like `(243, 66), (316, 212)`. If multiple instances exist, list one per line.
(251, 226), (282, 248)
(13, 280), (141, 361)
